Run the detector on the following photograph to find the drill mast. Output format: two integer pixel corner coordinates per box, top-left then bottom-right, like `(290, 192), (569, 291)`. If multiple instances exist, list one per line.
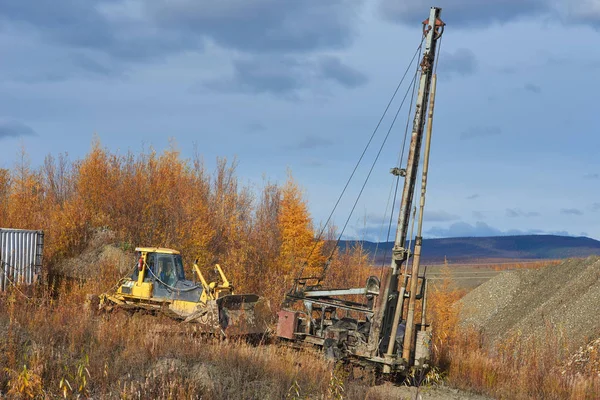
(276, 6), (445, 375)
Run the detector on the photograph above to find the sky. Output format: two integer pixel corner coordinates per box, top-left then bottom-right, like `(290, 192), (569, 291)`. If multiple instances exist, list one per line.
(0, 0), (599, 241)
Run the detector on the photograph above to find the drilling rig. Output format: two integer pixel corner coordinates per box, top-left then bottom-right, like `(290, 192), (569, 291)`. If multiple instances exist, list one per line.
(276, 6), (445, 375)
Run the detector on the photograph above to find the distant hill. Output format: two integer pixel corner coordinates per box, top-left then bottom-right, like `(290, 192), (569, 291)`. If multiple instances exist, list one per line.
(337, 235), (600, 264)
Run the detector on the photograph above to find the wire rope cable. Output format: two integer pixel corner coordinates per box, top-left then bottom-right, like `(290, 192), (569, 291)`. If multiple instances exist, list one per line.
(327, 68), (420, 262)
(372, 49), (424, 269)
(294, 39), (425, 282)
(380, 42), (424, 277)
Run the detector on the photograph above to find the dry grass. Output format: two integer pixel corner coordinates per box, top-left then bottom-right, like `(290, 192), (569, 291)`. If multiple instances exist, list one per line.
(488, 260), (561, 271)
(0, 270), (364, 399)
(0, 246), (381, 399)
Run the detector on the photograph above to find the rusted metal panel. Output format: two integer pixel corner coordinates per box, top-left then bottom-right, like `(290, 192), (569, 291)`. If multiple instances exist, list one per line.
(0, 228), (44, 291)
(276, 310), (298, 340)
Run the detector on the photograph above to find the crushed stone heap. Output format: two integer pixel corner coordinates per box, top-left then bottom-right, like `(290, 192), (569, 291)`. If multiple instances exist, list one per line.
(55, 230), (131, 280)
(459, 256), (600, 348)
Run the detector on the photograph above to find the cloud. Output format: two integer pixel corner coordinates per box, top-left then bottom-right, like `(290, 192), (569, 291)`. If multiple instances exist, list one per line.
(561, 208), (583, 216)
(378, 0), (550, 28)
(472, 211), (484, 219)
(354, 217), (581, 241)
(441, 48), (477, 77)
(205, 55), (364, 96)
(591, 203), (600, 212)
(425, 221), (577, 239)
(290, 135), (334, 150)
(524, 83), (542, 93)
(205, 56), (306, 96)
(424, 210), (461, 222)
(0, 1), (201, 64)
(426, 221), (503, 238)
(0, 1), (362, 63)
(147, 0), (361, 54)
(303, 159), (325, 168)
(498, 66), (518, 75)
(565, 1), (600, 28)
(377, 0), (600, 31)
(460, 126), (502, 140)
(318, 56), (368, 88)
(69, 53), (122, 77)
(549, 230), (572, 236)
(0, 1), (114, 48)
(506, 208), (541, 218)
(0, 119), (36, 139)
(584, 173), (599, 180)
(246, 122), (266, 133)
(0, 0), (364, 87)
(467, 194), (479, 200)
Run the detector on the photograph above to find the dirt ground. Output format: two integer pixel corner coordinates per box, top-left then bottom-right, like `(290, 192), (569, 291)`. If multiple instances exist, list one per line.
(365, 383), (492, 400)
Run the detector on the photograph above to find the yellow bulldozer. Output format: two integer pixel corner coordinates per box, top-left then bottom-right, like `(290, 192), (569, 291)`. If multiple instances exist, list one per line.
(99, 247), (271, 338)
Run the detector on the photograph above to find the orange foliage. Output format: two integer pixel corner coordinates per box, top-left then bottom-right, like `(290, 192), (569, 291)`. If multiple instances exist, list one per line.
(0, 168), (10, 224)
(7, 147), (44, 230)
(427, 260), (467, 368)
(0, 140), (355, 308)
(278, 171), (326, 281)
(323, 241), (371, 289)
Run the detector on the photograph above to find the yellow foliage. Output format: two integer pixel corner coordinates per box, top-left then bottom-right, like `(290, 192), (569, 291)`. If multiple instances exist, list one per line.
(278, 172), (325, 281)
(0, 168), (10, 223)
(427, 259), (465, 368)
(4, 365), (43, 399)
(323, 241), (370, 289)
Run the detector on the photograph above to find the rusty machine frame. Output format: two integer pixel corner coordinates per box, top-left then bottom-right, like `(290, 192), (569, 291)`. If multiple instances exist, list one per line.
(276, 7), (445, 375)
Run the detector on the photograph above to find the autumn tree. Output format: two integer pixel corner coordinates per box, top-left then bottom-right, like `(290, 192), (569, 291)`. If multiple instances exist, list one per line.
(323, 241), (371, 289)
(7, 146), (44, 229)
(0, 168), (9, 224)
(76, 138), (113, 228)
(278, 172), (325, 283)
(247, 181), (282, 300)
(428, 258), (466, 367)
(42, 153), (73, 207)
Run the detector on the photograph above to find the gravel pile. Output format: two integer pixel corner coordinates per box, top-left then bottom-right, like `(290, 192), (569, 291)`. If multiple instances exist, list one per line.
(459, 256), (600, 348)
(55, 230), (132, 280)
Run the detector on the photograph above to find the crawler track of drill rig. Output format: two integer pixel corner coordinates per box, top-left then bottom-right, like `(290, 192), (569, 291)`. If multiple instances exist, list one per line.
(98, 247), (271, 339)
(276, 6), (445, 378)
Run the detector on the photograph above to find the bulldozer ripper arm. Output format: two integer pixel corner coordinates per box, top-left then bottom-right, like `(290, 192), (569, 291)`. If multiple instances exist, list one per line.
(193, 263), (214, 300)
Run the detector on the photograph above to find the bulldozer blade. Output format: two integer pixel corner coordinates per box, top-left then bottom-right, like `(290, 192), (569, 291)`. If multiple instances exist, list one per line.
(184, 301), (225, 336)
(216, 294), (271, 337)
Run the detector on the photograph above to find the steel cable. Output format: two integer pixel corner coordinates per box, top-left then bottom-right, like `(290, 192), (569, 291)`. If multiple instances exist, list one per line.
(294, 39), (425, 283)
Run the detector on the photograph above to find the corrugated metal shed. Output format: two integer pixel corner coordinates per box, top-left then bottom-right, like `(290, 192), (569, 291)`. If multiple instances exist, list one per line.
(0, 228), (44, 291)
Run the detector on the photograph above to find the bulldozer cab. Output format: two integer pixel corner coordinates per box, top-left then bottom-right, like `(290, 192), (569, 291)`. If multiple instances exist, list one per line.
(148, 252), (185, 286)
(131, 247), (186, 286)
